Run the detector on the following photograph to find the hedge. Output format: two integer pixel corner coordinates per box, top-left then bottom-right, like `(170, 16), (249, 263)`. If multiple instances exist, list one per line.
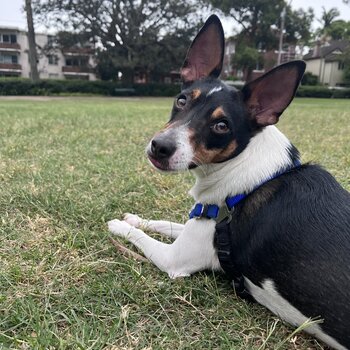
(0, 79), (180, 97)
(0, 78), (349, 98)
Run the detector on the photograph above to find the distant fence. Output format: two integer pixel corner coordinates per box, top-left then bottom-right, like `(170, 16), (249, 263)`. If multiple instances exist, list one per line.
(0, 79), (349, 98)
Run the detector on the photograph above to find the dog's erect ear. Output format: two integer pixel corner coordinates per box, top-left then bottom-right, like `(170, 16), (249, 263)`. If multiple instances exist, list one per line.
(181, 15), (225, 83)
(242, 61), (306, 127)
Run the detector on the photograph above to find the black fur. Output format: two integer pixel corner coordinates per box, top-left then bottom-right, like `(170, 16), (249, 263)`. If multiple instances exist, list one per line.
(223, 164), (350, 347)
(149, 15), (350, 348)
(169, 78), (253, 163)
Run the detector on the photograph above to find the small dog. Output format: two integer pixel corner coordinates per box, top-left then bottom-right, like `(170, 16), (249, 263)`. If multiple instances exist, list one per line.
(108, 15), (350, 349)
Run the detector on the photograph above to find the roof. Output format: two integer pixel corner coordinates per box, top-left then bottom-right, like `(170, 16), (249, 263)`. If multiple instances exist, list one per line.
(0, 26), (23, 32)
(303, 40), (350, 60)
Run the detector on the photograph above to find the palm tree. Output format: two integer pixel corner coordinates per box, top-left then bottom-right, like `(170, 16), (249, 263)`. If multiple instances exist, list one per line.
(316, 7), (340, 41)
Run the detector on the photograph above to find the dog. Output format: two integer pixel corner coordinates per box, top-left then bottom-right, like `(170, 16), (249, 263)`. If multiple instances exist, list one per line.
(108, 15), (350, 349)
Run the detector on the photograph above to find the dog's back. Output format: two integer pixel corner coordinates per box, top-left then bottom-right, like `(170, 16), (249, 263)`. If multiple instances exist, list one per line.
(228, 164), (350, 348)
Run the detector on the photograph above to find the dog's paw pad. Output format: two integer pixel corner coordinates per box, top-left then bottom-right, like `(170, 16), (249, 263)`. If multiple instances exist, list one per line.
(123, 213), (142, 227)
(108, 219), (133, 237)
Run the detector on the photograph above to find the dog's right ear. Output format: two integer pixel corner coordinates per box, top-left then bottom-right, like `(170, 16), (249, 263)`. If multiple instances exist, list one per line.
(181, 15), (225, 84)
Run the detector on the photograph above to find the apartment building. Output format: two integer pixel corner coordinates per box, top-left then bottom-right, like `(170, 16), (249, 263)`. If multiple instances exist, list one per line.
(303, 40), (349, 87)
(0, 26), (97, 80)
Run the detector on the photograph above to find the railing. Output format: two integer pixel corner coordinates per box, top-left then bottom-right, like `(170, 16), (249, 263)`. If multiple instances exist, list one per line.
(62, 47), (94, 55)
(0, 43), (21, 51)
(62, 66), (93, 73)
(0, 63), (22, 70)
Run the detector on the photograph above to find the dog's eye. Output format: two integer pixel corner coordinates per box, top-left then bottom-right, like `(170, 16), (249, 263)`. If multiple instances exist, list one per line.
(176, 95), (187, 108)
(212, 121), (229, 134)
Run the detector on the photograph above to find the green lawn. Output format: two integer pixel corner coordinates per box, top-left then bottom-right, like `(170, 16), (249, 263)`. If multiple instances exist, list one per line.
(0, 96), (349, 350)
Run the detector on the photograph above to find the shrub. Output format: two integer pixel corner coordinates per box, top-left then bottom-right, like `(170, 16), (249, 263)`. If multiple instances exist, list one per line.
(296, 86), (350, 98)
(296, 86), (333, 98)
(0, 78), (349, 98)
(301, 72), (319, 86)
(332, 88), (350, 98)
(0, 79), (180, 97)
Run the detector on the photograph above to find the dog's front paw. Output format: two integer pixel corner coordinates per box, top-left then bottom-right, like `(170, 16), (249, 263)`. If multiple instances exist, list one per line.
(123, 213), (142, 228)
(108, 219), (134, 238)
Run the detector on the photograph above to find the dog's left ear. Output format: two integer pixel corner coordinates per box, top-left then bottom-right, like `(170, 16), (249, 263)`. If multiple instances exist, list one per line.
(242, 61), (306, 127)
(181, 15), (225, 84)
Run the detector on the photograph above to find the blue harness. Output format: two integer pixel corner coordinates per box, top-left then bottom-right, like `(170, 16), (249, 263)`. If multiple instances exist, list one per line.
(189, 160), (301, 222)
(189, 160), (302, 293)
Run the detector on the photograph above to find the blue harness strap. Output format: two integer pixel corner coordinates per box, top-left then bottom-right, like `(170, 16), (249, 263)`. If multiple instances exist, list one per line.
(189, 160), (301, 221)
(193, 160), (302, 286)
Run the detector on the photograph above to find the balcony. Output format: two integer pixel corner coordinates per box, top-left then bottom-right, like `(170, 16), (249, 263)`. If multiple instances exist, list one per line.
(0, 43), (21, 52)
(62, 66), (93, 74)
(62, 47), (94, 56)
(0, 63), (22, 72)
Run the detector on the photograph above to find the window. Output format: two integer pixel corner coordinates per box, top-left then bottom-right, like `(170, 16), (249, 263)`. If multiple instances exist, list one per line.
(0, 54), (18, 64)
(338, 62), (345, 70)
(48, 55), (59, 65)
(66, 57), (88, 66)
(0, 34), (17, 43)
(2, 34), (10, 43)
(47, 35), (57, 47)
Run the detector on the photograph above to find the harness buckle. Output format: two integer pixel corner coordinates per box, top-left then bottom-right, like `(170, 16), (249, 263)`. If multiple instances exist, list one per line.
(216, 202), (234, 224)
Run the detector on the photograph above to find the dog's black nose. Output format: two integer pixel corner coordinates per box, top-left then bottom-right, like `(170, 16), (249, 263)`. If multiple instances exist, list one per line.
(151, 136), (176, 159)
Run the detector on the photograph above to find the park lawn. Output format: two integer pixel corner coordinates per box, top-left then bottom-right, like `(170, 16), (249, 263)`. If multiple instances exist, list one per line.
(0, 96), (349, 350)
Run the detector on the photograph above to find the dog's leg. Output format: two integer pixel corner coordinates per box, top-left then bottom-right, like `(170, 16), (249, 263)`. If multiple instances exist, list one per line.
(108, 218), (220, 278)
(123, 213), (184, 239)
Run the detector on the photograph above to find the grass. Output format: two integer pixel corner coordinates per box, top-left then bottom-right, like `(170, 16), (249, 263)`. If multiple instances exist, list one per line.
(0, 96), (349, 350)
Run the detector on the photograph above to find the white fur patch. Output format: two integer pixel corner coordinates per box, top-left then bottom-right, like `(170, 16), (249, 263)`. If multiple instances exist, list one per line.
(245, 278), (347, 350)
(146, 125), (193, 171)
(190, 126), (296, 204)
(207, 86), (223, 96)
(109, 215), (221, 278)
(168, 126), (193, 171)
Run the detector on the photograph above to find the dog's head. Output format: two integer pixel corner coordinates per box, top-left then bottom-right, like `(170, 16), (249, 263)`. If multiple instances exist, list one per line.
(147, 15), (305, 172)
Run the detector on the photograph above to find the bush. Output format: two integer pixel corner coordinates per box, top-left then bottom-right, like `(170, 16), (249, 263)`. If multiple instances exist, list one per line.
(332, 88), (350, 98)
(0, 78), (349, 98)
(0, 78), (180, 97)
(296, 86), (333, 98)
(296, 86), (350, 98)
(301, 72), (319, 86)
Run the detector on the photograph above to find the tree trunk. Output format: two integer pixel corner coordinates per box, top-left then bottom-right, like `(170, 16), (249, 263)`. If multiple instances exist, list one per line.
(25, 0), (39, 81)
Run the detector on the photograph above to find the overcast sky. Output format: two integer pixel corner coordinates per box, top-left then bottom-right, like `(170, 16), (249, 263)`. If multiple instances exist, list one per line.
(0, 0), (349, 35)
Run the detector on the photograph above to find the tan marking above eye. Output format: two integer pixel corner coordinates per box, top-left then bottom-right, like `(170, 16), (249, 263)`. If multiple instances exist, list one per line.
(211, 106), (225, 120)
(191, 89), (201, 99)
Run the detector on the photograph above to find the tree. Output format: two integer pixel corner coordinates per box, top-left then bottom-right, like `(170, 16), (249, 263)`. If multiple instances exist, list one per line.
(207, 0), (313, 79)
(319, 7), (340, 28)
(33, 0), (203, 83)
(25, 0), (39, 81)
(208, 0), (285, 50)
(284, 7), (314, 46)
(316, 7), (340, 40)
(232, 45), (263, 78)
(324, 20), (350, 40)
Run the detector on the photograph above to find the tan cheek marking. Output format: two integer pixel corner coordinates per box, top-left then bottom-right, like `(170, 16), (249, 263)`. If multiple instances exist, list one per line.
(211, 106), (225, 120)
(191, 89), (201, 99)
(193, 140), (238, 164)
(213, 140), (238, 162)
